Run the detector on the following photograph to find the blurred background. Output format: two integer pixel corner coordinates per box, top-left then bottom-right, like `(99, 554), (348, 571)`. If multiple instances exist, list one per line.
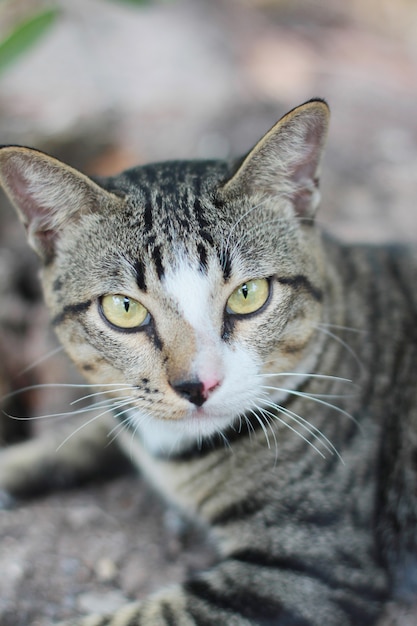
(0, 1), (417, 624)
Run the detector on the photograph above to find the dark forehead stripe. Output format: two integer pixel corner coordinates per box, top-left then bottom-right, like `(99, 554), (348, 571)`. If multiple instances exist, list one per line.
(193, 198), (209, 228)
(220, 250), (232, 282)
(179, 189), (192, 221)
(199, 230), (215, 246)
(155, 193), (163, 210)
(120, 160), (232, 280)
(152, 245), (165, 279)
(133, 258), (147, 292)
(143, 201), (153, 232)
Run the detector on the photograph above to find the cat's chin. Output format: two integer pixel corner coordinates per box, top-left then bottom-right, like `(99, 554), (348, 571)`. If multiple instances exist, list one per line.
(125, 407), (237, 456)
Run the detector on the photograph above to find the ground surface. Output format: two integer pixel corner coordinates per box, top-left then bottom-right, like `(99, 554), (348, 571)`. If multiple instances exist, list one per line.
(1, 0), (417, 624)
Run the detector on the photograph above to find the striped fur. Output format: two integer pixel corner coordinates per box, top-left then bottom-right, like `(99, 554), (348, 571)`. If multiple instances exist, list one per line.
(0, 100), (417, 625)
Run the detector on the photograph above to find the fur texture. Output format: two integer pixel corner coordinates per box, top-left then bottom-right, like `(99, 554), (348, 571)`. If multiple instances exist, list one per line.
(0, 100), (417, 625)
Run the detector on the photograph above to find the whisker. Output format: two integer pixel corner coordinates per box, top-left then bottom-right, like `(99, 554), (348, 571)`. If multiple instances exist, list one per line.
(315, 325), (364, 373)
(8, 394), (134, 429)
(215, 428), (233, 452)
(258, 404), (326, 460)
(260, 396), (342, 462)
(106, 406), (137, 446)
(19, 346), (65, 375)
(4, 401), (120, 422)
(129, 413), (152, 460)
(71, 387), (136, 405)
(317, 322), (366, 335)
(84, 395), (133, 410)
(56, 412), (108, 452)
(191, 422), (201, 451)
(237, 411), (255, 442)
(259, 372), (356, 385)
(1, 382), (133, 403)
(235, 413), (244, 434)
(247, 407), (271, 449)
(261, 384), (359, 426)
(255, 406), (279, 460)
(55, 399), (135, 452)
(267, 390), (357, 400)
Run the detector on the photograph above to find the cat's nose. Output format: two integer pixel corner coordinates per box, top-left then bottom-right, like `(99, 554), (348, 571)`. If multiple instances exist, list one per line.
(171, 379), (219, 407)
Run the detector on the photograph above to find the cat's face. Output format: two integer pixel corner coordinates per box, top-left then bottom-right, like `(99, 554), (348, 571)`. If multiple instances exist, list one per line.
(0, 100), (329, 453)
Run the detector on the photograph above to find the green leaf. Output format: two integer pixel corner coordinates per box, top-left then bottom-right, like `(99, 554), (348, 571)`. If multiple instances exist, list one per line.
(0, 8), (59, 75)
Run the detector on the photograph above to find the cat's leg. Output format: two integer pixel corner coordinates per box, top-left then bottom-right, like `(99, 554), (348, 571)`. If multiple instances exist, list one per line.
(0, 415), (131, 503)
(54, 552), (385, 626)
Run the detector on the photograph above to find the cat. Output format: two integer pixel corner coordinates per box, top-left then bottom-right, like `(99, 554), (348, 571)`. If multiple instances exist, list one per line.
(0, 99), (417, 626)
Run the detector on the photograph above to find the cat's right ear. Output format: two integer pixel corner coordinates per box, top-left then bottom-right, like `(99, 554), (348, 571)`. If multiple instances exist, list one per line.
(0, 146), (120, 262)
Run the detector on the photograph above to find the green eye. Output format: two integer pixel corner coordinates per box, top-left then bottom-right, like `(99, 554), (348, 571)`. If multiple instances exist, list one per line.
(226, 278), (269, 315)
(100, 294), (149, 329)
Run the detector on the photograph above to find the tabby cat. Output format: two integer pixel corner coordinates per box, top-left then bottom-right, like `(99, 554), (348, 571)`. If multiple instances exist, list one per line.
(0, 99), (417, 626)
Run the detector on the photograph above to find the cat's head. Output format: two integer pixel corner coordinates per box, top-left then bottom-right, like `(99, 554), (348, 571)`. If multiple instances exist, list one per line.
(0, 100), (329, 453)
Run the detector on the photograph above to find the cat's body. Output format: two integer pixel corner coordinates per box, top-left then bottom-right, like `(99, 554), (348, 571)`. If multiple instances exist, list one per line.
(0, 100), (417, 625)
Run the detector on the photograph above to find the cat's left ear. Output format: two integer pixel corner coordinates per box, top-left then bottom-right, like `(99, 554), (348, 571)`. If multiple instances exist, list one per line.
(221, 99), (330, 218)
(0, 146), (120, 261)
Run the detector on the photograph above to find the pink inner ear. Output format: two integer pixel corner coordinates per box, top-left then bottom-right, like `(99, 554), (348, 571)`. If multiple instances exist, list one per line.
(286, 123), (325, 217)
(0, 146), (113, 260)
(290, 153), (318, 185)
(290, 122), (324, 183)
(2, 158), (50, 227)
(0, 153), (62, 260)
(291, 181), (318, 217)
(33, 229), (57, 260)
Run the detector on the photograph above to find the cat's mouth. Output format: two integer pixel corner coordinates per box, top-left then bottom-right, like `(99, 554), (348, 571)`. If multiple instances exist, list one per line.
(185, 402), (228, 422)
(187, 405), (228, 424)
(123, 401), (239, 455)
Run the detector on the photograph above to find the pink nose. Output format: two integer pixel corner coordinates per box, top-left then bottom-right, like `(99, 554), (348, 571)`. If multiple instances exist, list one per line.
(171, 377), (221, 406)
(202, 377), (221, 396)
